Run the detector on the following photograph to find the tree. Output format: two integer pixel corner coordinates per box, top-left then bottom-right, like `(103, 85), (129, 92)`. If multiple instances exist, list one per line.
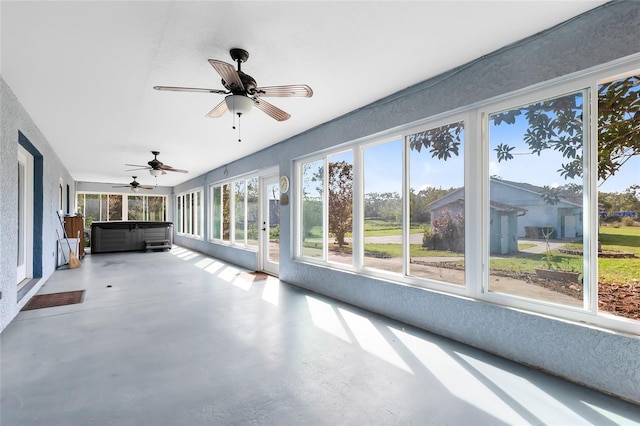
(365, 192), (401, 221)
(410, 76), (640, 185)
(314, 161), (353, 247)
(328, 161), (353, 247)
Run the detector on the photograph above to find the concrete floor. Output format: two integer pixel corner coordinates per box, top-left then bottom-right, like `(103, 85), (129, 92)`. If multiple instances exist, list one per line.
(2, 247), (639, 426)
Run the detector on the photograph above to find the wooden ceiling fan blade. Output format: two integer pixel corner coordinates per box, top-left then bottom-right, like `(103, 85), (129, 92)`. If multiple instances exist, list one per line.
(208, 59), (245, 92)
(153, 85), (227, 94)
(112, 185), (130, 188)
(125, 164), (150, 168)
(161, 166), (189, 173)
(207, 100), (228, 118)
(253, 99), (291, 121)
(139, 185), (155, 190)
(255, 84), (313, 98)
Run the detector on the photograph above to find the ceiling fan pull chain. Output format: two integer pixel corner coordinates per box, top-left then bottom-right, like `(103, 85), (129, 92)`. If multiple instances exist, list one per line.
(232, 106), (237, 130)
(237, 113), (243, 142)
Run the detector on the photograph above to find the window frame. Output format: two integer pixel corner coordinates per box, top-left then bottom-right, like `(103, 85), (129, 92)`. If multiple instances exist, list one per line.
(76, 192), (167, 227)
(175, 188), (203, 239)
(293, 55), (640, 336)
(207, 174), (260, 250)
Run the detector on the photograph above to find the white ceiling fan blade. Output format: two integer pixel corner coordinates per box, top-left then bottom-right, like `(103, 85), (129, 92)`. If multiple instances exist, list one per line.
(255, 85), (313, 98)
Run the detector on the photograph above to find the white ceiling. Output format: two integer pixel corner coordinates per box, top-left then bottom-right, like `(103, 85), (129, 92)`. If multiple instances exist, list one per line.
(1, 1), (608, 187)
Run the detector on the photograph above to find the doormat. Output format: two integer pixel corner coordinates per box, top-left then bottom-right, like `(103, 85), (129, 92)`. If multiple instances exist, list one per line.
(237, 272), (270, 282)
(21, 290), (85, 311)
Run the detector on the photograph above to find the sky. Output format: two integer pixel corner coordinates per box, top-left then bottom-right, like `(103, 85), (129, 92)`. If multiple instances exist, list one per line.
(308, 117), (637, 196)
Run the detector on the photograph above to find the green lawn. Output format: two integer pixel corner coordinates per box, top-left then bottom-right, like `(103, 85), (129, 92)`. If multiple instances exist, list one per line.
(598, 225), (640, 284)
(312, 220), (639, 285)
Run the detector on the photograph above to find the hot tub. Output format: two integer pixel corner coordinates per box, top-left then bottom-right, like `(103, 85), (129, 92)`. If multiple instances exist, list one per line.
(90, 221), (173, 254)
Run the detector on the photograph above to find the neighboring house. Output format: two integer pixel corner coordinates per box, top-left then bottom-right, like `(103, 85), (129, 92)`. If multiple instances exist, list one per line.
(428, 178), (582, 254)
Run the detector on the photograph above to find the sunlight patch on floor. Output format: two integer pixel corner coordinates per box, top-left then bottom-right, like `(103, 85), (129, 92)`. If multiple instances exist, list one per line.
(233, 275), (253, 291)
(204, 261), (224, 274)
(219, 266), (240, 283)
(455, 351), (581, 425)
(181, 252), (200, 261)
(338, 309), (412, 374)
(306, 296), (351, 343)
(262, 279), (280, 306)
(581, 401), (639, 424)
(388, 327), (520, 422)
(194, 258), (215, 269)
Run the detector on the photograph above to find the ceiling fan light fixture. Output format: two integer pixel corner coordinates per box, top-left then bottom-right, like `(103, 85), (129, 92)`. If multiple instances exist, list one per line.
(225, 95), (253, 115)
(131, 186), (139, 193)
(149, 169), (162, 177)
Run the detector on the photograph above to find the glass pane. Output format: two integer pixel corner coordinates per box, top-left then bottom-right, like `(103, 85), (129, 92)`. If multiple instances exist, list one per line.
(235, 181), (246, 244)
(246, 177), (259, 247)
(77, 194), (86, 227)
(301, 159), (324, 258)
(185, 193), (192, 233)
(327, 151), (353, 265)
(195, 191), (202, 236)
(84, 194), (100, 228)
(101, 194), (108, 221)
(109, 195), (123, 221)
(176, 196), (183, 232)
(597, 74), (640, 321)
(211, 186), (222, 240)
(128, 195), (144, 221)
(363, 140), (404, 273)
(408, 121), (465, 286)
(222, 184), (231, 241)
(267, 181), (280, 263)
(147, 196), (164, 221)
(488, 92), (585, 307)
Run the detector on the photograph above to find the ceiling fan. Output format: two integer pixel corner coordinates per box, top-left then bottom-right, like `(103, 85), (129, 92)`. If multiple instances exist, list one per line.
(153, 48), (313, 122)
(126, 151), (189, 177)
(113, 176), (154, 192)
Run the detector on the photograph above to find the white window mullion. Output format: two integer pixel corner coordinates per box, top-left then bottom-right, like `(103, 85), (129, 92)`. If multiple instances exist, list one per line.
(353, 147), (364, 270)
(122, 195), (129, 221)
(402, 135), (409, 277)
(323, 157), (329, 261)
(587, 84), (598, 314)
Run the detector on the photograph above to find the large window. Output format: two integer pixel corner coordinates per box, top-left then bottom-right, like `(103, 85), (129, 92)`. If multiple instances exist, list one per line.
(76, 193), (165, 228)
(486, 91), (585, 307)
(246, 177), (259, 247)
(596, 73), (640, 321)
(328, 151), (353, 266)
(409, 120), (465, 285)
(294, 60), (640, 335)
(209, 175), (260, 248)
(363, 139), (403, 273)
(297, 120), (466, 287)
(300, 159), (324, 258)
(175, 189), (202, 237)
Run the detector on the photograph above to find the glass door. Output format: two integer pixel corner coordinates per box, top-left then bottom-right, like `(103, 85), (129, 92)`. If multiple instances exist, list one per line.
(261, 175), (280, 276)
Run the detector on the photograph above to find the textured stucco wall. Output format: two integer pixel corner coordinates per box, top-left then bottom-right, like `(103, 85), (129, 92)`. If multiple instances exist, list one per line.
(174, 1), (640, 403)
(1, 78), (76, 331)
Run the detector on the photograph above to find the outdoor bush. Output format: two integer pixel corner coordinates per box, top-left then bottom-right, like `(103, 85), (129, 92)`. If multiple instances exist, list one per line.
(621, 217), (636, 227)
(423, 210), (464, 252)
